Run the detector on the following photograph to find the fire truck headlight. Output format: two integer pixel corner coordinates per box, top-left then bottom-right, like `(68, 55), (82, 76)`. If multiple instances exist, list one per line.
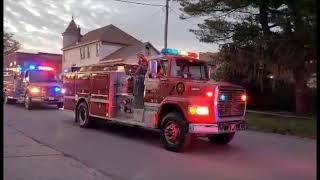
(61, 88), (66, 94)
(188, 106), (209, 116)
(30, 87), (40, 94)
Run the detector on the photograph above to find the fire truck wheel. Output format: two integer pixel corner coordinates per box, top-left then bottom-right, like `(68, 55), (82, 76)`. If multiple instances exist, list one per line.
(25, 95), (33, 110)
(4, 93), (16, 105)
(160, 112), (192, 152)
(208, 132), (235, 145)
(77, 102), (92, 128)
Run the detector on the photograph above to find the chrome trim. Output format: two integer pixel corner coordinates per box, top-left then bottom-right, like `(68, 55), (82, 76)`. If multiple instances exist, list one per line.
(91, 94), (108, 97)
(189, 124), (219, 134)
(89, 113), (109, 119)
(90, 98), (109, 103)
(64, 95), (75, 99)
(189, 122), (246, 134)
(217, 116), (245, 122)
(144, 102), (160, 108)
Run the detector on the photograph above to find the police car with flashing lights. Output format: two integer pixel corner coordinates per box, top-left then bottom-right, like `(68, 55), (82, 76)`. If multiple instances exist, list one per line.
(3, 64), (64, 110)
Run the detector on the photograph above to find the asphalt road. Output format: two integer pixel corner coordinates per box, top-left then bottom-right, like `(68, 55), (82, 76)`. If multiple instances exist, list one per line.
(4, 104), (316, 180)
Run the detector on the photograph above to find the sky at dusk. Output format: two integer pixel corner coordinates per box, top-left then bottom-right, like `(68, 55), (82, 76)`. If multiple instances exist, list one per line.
(4, 0), (220, 54)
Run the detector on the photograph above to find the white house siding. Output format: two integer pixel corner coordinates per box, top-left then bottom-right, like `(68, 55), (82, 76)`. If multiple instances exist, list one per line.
(99, 43), (123, 60)
(62, 42), (123, 70)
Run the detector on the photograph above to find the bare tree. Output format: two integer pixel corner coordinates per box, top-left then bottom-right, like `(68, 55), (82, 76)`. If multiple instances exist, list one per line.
(4, 32), (20, 56)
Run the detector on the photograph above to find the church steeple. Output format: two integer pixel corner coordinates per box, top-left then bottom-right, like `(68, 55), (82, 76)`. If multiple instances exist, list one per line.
(63, 17), (78, 35)
(62, 17), (81, 48)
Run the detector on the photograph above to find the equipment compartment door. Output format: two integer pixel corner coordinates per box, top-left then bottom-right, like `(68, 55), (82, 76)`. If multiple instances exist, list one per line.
(63, 73), (76, 110)
(90, 73), (110, 117)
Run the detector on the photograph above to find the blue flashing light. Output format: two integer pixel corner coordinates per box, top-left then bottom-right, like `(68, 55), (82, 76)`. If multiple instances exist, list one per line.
(17, 65), (23, 72)
(219, 94), (226, 101)
(54, 87), (61, 93)
(161, 48), (179, 55)
(28, 64), (36, 70)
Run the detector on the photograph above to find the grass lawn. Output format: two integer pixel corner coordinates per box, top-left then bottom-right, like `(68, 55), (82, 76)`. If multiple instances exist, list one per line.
(245, 112), (317, 139)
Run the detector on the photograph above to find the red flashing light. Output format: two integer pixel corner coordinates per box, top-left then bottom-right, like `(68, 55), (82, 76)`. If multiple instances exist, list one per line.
(187, 52), (199, 59)
(38, 66), (54, 71)
(206, 92), (213, 97)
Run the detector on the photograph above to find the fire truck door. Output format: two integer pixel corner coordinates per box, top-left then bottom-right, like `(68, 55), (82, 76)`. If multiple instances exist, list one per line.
(63, 73), (76, 110)
(16, 71), (26, 97)
(90, 73), (109, 117)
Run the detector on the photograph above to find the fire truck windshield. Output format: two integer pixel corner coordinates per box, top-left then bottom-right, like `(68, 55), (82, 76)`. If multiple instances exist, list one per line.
(170, 58), (209, 80)
(28, 70), (57, 83)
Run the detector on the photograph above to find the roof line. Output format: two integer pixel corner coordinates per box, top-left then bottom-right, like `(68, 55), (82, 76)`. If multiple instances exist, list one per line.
(62, 40), (100, 50)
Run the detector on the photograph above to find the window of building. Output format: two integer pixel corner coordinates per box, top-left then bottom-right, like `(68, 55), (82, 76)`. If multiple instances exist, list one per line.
(87, 46), (90, 58)
(96, 43), (99, 56)
(80, 47), (86, 60)
(80, 47), (83, 59)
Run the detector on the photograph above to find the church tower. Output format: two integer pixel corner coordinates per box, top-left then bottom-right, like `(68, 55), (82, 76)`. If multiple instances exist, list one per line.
(62, 17), (81, 48)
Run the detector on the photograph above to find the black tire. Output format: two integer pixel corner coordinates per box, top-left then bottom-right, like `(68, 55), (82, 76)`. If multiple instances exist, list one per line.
(160, 112), (192, 152)
(4, 93), (16, 105)
(24, 95), (33, 110)
(57, 102), (63, 109)
(76, 102), (92, 128)
(208, 132), (235, 145)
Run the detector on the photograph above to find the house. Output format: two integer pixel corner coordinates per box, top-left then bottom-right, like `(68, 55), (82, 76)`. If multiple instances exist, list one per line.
(61, 18), (160, 72)
(3, 52), (62, 73)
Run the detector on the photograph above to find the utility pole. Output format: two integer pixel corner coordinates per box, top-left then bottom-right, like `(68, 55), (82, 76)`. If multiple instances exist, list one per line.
(164, 0), (169, 49)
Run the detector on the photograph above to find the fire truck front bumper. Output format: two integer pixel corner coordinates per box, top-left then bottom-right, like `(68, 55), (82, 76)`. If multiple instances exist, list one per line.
(188, 121), (247, 134)
(30, 97), (63, 104)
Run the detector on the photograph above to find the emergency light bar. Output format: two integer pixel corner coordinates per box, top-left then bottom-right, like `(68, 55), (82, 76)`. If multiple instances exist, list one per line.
(20, 64), (55, 71)
(161, 48), (199, 59)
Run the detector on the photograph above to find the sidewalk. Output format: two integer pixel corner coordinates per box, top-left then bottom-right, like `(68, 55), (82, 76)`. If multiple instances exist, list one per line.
(4, 124), (112, 180)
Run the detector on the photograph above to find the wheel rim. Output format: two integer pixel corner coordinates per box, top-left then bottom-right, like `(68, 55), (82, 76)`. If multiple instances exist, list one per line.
(78, 106), (87, 125)
(164, 121), (180, 144)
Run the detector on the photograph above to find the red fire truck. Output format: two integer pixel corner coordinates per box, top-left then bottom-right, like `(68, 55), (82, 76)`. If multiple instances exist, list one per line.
(62, 48), (247, 152)
(3, 64), (64, 110)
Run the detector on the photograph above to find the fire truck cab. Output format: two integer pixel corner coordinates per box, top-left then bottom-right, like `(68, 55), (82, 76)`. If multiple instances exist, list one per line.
(63, 48), (247, 152)
(3, 64), (63, 110)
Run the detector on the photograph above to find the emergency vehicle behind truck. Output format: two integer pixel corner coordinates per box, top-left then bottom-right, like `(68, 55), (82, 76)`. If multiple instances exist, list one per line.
(62, 48), (247, 152)
(3, 64), (63, 110)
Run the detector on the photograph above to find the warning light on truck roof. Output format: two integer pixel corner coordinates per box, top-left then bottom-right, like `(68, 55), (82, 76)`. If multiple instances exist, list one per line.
(25, 64), (55, 71)
(28, 65), (36, 70)
(161, 48), (199, 59)
(38, 66), (54, 71)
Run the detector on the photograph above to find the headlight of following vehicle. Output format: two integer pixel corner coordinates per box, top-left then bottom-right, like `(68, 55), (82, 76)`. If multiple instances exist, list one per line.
(30, 87), (40, 94)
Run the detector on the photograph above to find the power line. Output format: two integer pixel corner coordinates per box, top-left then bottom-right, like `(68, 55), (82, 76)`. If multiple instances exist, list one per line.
(169, 7), (199, 26)
(113, 0), (164, 7)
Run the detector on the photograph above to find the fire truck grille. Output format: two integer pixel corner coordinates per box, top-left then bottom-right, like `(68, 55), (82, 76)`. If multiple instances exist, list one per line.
(217, 86), (246, 117)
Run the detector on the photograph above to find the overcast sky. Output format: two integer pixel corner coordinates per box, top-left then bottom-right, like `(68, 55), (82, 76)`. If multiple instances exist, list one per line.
(4, 0), (219, 54)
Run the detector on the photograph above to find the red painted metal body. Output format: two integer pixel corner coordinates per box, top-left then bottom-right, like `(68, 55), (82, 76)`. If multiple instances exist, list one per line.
(4, 68), (63, 105)
(63, 55), (246, 130)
